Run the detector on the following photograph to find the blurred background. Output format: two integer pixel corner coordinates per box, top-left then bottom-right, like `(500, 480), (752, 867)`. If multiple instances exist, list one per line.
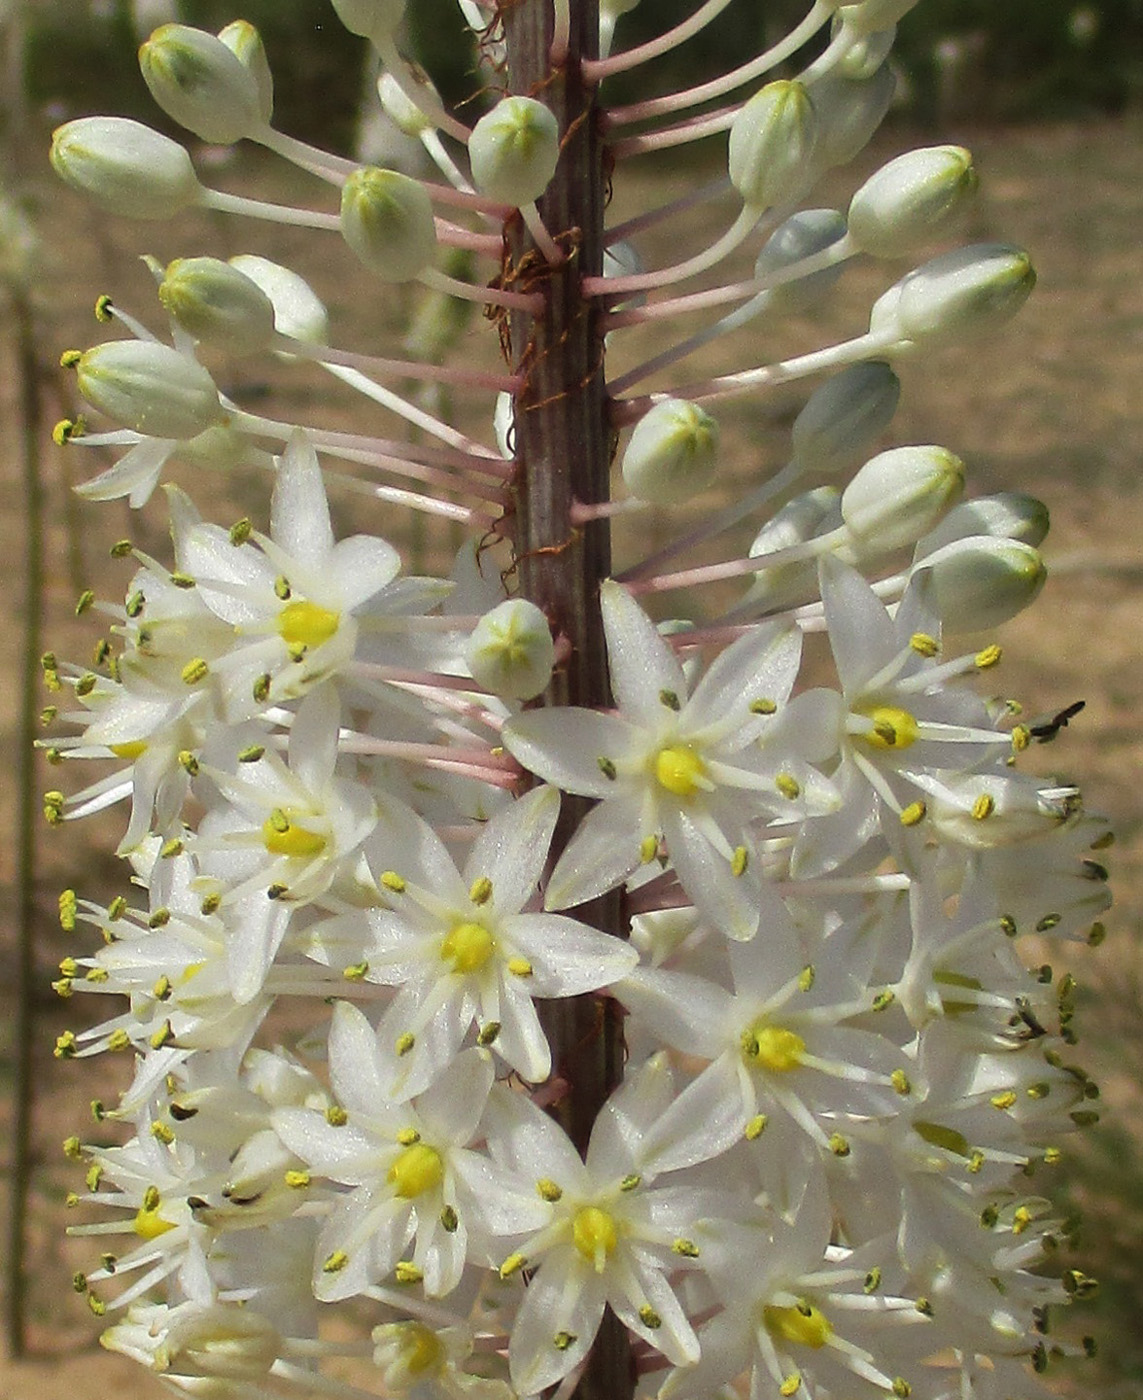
(1, 1), (1142, 1396)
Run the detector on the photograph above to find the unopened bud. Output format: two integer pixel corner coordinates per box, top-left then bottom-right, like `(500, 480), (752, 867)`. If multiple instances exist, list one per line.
(752, 209), (848, 316)
(742, 486), (840, 613)
(468, 97), (560, 206)
(378, 70), (437, 138)
(835, 24), (897, 80)
(841, 446), (964, 551)
(228, 255), (329, 345)
(914, 535), (1046, 631)
(340, 168), (437, 283)
(791, 362), (900, 475)
(916, 493), (1049, 557)
(848, 146), (977, 257)
(76, 341), (225, 440)
(331, 0), (406, 44)
(871, 244), (1036, 348)
(218, 21), (274, 124)
(728, 80), (817, 211)
(467, 598), (555, 701)
(807, 64), (896, 170)
(50, 117), (200, 220)
(622, 399), (719, 506)
(159, 257), (276, 354)
(164, 1303), (281, 1379)
(139, 24), (267, 144)
(835, 0), (921, 36)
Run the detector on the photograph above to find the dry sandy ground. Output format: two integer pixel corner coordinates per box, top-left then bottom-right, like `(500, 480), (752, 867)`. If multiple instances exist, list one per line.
(1, 116), (1142, 1395)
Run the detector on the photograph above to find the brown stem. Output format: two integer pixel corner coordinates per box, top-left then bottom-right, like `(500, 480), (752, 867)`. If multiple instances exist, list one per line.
(501, 3), (632, 1398)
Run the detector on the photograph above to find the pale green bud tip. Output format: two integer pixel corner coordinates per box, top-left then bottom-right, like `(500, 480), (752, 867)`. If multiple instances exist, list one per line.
(466, 598), (555, 701)
(139, 24), (267, 145)
(841, 445), (964, 551)
(340, 168), (437, 283)
(728, 80), (817, 211)
(837, 0), (920, 36)
(917, 535), (1047, 631)
(331, 0), (406, 43)
(622, 399), (720, 506)
(50, 117), (200, 220)
(229, 255), (329, 345)
(468, 97), (561, 207)
(159, 257), (276, 354)
(848, 145), (977, 258)
(217, 21), (274, 124)
(76, 340), (225, 440)
(378, 71), (436, 138)
(873, 244), (1036, 347)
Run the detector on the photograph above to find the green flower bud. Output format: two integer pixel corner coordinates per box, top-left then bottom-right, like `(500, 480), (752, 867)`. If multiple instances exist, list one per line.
(916, 492), (1049, 557)
(228, 255), (329, 345)
(466, 599), (555, 701)
(622, 399), (720, 506)
(841, 445), (964, 551)
(836, 24), (897, 80)
(76, 340), (225, 440)
(805, 65), (895, 170)
(871, 244), (1036, 348)
(50, 117), (200, 220)
(914, 535), (1047, 631)
(139, 24), (267, 145)
(378, 70), (436, 137)
(159, 256), (276, 354)
(752, 208), (848, 316)
(728, 80), (817, 210)
(218, 21), (274, 125)
(742, 486), (840, 614)
(468, 97), (560, 206)
(848, 146), (977, 258)
(331, 0), (406, 43)
(340, 168), (437, 283)
(791, 362), (900, 475)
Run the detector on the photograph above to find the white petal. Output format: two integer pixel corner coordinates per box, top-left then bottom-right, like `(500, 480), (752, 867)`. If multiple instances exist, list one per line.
(545, 798), (643, 910)
(685, 621), (801, 746)
(616, 967), (731, 1059)
(414, 1047), (493, 1145)
(494, 975), (551, 1083)
(271, 429), (334, 565)
(328, 534), (401, 610)
(819, 553), (898, 692)
(662, 807), (759, 941)
(465, 785), (559, 915)
(327, 1000), (391, 1115)
(287, 684), (341, 791)
(508, 1252), (605, 1397)
(502, 709), (640, 797)
(507, 913), (637, 995)
(601, 579), (687, 725)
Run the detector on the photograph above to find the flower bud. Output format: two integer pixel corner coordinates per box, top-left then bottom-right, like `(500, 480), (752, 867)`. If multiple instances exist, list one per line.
(339, 167), (437, 283)
(50, 117), (200, 220)
(158, 256), (276, 354)
(468, 97), (560, 206)
(841, 445), (964, 551)
(163, 1304), (281, 1379)
(728, 80), (817, 211)
(331, 0), (406, 43)
(218, 21), (274, 124)
(836, 24), (897, 80)
(228, 254), (329, 344)
(848, 146), (977, 258)
(621, 399), (719, 506)
(75, 340), (225, 439)
(913, 535), (1047, 631)
(806, 64), (896, 170)
(791, 362), (900, 475)
(741, 486), (841, 613)
(916, 492), (1049, 557)
(871, 244), (1036, 348)
(926, 773), (1079, 850)
(835, 0), (920, 36)
(139, 24), (267, 145)
(752, 208), (848, 316)
(466, 598), (555, 700)
(378, 70), (436, 137)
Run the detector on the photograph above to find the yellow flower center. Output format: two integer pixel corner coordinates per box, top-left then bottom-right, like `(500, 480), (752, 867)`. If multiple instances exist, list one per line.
(133, 1205), (177, 1240)
(654, 744), (710, 798)
(110, 739), (148, 760)
(261, 815), (327, 859)
(764, 1302), (833, 1349)
(855, 704), (920, 751)
(388, 1143), (444, 1199)
(572, 1206), (619, 1271)
(397, 1323), (446, 1377)
(277, 599), (341, 650)
(440, 921), (495, 975)
(741, 1023), (806, 1072)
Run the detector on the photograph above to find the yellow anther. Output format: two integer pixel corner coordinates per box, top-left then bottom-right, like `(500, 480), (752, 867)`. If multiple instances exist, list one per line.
(536, 1178), (563, 1202)
(395, 1262), (423, 1284)
(507, 956), (533, 977)
(672, 1238), (700, 1258)
(159, 837), (183, 859)
(181, 657), (209, 686)
(798, 965), (815, 993)
(775, 772), (801, 800)
(915, 1121), (970, 1157)
(731, 845), (748, 877)
(262, 814), (327, 859)
(148, 908), (171, 928)
(107, 1028), (131, 1051)
(638, 1304), (662, 1329)
(169, 571), (195, 590)
(639, 834), (660, 864)
(1011, 1206), (1032, 1236)
(1011, 724), (1031, 753)
(86, 1164), (103, 1191)
(397, 1127), (421, 1146)
(149, 1020), (174, 1050)
(750, 697), (778, 715)
(620, 1174), (642, 1192)
(151, 1121), (174, 1144)
(388, 1143), (444, 1199)
(200, 892), (221, 915)
(828, 1133), (851, 1157)
(780, 1373), (802, 1397)
(572, 1206), (619, 1271)
(741, 1023), (805, 1072)
(765, 1302), (833, 1349)
(910, 632), (940, 658)
(252, 673), (271, 703)
(1044, 1146), (1062, 1166)
(972, 792), (996, 820)
(237, 744), (264, 763)
(59, 889), (77, 932)
(744, 1114), (768, 1140)
(63, 1134), (82, 1159)
(856, 704), (920, 751)
(659, 688), (681, 711)
(499, 1252), (528, 1280)
(52, 977), (73, 998)
(900, 801), (927, 827)
(75, 588), (95, 616)
(476, 1021), (501, 1046)
(654, 745), (710, 798)
(441, 921), (495, 974)
(395, 1032), (416, 1056)
(975, 644), (1003, 669)
(864, 1267), (882, 1294)
(322, 1251), (349, 1274)
(44, 790), (65, 825)
(285, 1170), (311, 1189)
(990, 1090), (1018, 1110)
(60, 348), (82, 369)
(440, 1204), (458, 1232)
(381, 871), (406, 893)
(967, 1150), (985, 1174)
(325, 1105), (348, 1126)
(891, 1069), (911, 1095)
(273, 576), (292, 600)
(229, 517), (253, 546)
(277, 600), (340, 651)
(469, 875), (494, 906)
(88, 1295), (106, 1317)
(553, 1331), (577, 1352)
(343, 961), (369, 981)
(598, 756), (618, 781)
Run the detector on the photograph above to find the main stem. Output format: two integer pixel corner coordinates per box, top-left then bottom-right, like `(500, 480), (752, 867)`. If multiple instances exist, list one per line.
(502, 3), (632, 1398)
